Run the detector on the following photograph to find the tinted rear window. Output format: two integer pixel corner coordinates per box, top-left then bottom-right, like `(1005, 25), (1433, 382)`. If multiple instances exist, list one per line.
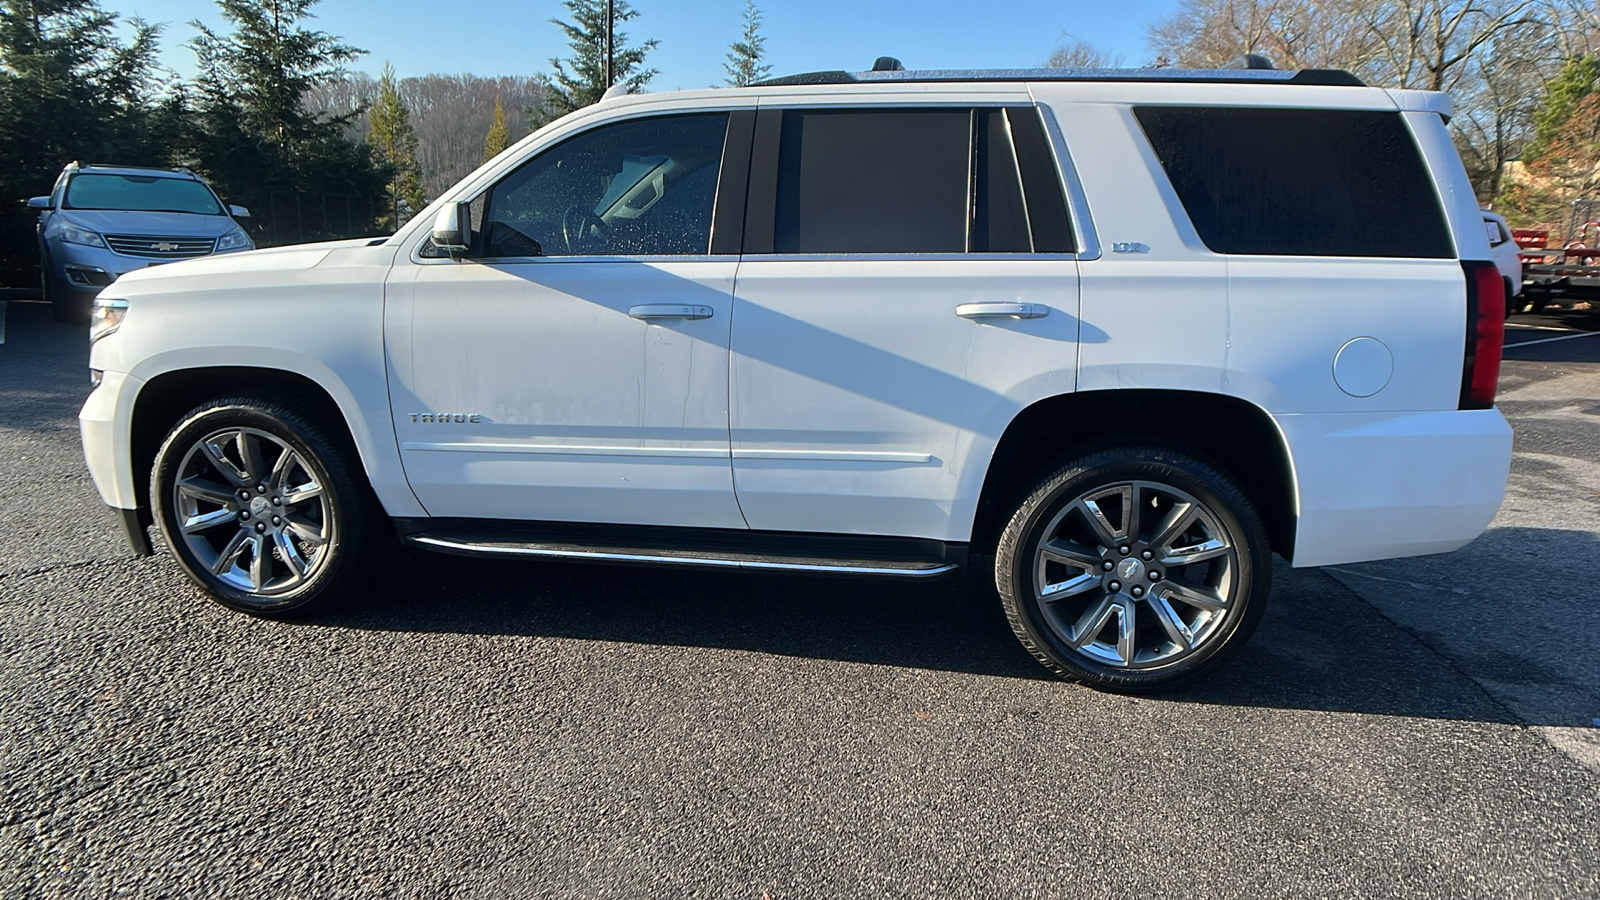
(774, 109), (971, 253)
(1133, 107), (1453, 258)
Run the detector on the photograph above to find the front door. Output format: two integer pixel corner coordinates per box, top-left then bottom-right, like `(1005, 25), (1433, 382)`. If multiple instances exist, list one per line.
(386, 111), (748, 529)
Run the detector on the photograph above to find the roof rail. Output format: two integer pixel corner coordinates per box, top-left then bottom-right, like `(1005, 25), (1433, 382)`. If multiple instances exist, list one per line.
(72, 161), (197, 176)
(751, 67), (1365, 88)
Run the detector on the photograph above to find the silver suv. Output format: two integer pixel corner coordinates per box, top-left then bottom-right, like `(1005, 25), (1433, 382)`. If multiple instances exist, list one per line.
(30, 162), (254, 324)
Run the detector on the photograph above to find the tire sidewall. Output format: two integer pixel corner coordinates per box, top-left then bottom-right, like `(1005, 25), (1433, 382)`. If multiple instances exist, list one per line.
(152, 401), (350, 615)
(999, 448), (1269, 690)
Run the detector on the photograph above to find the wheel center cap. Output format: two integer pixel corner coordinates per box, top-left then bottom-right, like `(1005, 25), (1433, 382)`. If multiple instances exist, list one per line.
(249, 497), (272, 518)
(1116, 557), (1145, 582)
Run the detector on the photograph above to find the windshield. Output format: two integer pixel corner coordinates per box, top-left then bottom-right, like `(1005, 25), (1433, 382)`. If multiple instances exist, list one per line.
(63, 174), (223, 215)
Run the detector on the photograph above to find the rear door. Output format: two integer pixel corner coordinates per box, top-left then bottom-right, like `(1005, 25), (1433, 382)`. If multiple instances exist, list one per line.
(728, 101), (1082, 542)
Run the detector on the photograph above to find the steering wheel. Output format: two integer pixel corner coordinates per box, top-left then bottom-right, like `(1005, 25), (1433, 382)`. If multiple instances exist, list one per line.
(561, 205), (608, 254)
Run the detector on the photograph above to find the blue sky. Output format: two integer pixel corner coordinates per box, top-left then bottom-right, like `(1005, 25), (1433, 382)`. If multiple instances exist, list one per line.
(118, 0), (1182, 89)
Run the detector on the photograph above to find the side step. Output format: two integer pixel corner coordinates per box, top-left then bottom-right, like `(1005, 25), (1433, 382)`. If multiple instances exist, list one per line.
(402, 527), (961, 578)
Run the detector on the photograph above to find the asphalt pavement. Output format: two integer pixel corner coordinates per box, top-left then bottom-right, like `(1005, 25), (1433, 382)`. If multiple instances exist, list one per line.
(2, 300), (1598, 899)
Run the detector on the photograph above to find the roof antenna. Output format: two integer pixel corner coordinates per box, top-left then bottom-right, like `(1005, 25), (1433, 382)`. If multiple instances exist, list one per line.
(871, 56), (904, 72)
(1229, 53), (1276, 70)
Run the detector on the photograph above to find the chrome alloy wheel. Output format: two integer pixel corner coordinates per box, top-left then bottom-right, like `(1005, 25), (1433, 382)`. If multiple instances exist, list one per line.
(1033, 480), (1239, 670)
(170, 427), (332, 597)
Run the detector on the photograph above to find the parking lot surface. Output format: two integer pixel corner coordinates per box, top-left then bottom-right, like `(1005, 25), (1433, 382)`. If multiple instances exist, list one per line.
(2, 301), (1598, 898)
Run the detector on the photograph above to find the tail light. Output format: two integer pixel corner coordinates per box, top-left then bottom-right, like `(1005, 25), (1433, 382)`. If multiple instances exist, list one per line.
(1459, 260), (1504, 409)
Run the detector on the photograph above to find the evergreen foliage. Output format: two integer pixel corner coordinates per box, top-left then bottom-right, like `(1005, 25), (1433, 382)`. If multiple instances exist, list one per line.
(723, 0), (769, 87)
(367, 62), (424, 228)
(539, 0), (657, 123)
(484, 94), (509, 160)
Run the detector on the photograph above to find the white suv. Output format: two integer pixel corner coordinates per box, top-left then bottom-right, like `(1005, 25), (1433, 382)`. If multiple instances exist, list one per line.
(79, 65), (1513, 691)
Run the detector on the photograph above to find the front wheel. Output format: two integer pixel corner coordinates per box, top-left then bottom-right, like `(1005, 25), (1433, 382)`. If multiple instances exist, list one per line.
(151, 396), (384, 617)
(995, 446), (1271, 692)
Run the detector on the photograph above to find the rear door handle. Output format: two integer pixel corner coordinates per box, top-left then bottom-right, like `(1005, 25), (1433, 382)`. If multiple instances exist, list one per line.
(629, 304), (714, 320)
(955, 302), (1049, 320)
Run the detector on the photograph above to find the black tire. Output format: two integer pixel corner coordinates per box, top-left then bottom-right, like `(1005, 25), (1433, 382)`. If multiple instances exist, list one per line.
(151, 395), (386, 617)
(995, 445), (1270, 692)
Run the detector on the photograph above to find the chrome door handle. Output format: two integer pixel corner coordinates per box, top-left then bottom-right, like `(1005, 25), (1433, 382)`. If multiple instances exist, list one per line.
(629, 304), (714, 320)
(955, 302), (1049, 320)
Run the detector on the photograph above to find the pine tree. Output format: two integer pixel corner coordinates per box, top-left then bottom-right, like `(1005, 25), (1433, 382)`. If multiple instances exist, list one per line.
(367, 62), (424, 229)
(723, 0), (769, 87)
(539, 0), (657, 122)
(1522, 54), (1599, 164)
(484, 94), (509, 160)
(186, 0), (389, 239)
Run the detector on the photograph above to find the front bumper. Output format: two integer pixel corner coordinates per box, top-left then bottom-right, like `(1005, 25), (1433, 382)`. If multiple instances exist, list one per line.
(1280, 408), (1513, 567)
(81, 369), (155, 556)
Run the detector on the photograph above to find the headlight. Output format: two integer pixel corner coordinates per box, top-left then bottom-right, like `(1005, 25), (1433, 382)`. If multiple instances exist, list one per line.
(60, 223), (106, 248)
(90, 297), (128, 342)
(215, 227), (254, 252)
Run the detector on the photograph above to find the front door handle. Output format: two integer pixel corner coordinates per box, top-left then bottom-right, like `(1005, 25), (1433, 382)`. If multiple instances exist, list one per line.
(629, 304), (714, 320)
(955, 302), (1049, 320)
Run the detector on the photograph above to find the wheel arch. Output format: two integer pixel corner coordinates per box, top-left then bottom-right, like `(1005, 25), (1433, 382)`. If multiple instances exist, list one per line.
(968, 389), (1298, 559)
(128, 366), (390, 514)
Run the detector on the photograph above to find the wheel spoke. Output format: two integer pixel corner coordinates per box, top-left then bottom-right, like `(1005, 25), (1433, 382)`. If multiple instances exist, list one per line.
(1076, 498), (1121, 547)
(268, 448), (300, 496)
(1040, 538), (1101, 570)
(274, 531), (309, 578)
(1148, 594), (1195, 650)
(282, 480), (323, 506)
(1150, 502), (1197, 552)
(1041, 570), (1100, 601)
(1114, 597), (1137, 666)
(1068, 595), (1116, 648)
(238, 433), (268, 485)
(248, 534), (268, 592)
(177, 477), (235, 507)
(1157, 580), (1229, 612)
(282, 514), (327, 546)
(181, 507), (238, 535)
(201, 434), (249, 485)
(209, 530), (249, 575)
(1159, 538), (1230, 567)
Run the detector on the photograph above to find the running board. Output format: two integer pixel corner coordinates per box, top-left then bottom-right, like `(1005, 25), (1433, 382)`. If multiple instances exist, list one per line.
(403, 531), (960, 578)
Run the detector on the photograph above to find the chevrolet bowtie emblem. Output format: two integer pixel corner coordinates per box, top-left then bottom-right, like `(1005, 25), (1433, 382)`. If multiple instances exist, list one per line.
(151, 241), (179, 252)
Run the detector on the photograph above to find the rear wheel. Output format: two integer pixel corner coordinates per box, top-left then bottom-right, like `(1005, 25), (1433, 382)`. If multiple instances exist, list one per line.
(151, 396), (384, 617)
(995, 446), (1270, 692)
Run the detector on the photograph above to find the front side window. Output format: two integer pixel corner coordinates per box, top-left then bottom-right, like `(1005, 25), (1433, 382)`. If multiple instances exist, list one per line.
(1134, 106), (1453, 258)
(481, 113), (728, 258)
(63, 174), (223, 215)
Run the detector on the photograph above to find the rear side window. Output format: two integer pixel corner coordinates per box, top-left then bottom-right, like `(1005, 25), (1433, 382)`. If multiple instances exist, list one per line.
(1133, 107), (1453, 258)
(774, 109), (970, 253)
(758, 107), (1076, 254)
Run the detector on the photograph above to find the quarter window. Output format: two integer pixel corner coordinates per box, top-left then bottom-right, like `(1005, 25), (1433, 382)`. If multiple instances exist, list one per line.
(481, 113), (728, 258)
(1134, 106), (1453, 258)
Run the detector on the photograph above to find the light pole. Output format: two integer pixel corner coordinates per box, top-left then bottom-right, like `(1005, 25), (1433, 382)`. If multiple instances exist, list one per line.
(603, 0), (614, 89)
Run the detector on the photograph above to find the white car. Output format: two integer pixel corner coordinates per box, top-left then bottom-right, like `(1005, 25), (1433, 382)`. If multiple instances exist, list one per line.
(1482, 209), (1524, 315)
(80, 64), (1513, 691)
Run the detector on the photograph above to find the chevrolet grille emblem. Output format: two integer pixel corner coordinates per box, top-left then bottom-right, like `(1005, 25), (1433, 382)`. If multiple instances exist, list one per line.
(151, 241), (179, 252)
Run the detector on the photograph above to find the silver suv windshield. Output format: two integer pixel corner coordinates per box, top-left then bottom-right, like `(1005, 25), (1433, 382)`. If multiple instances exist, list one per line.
(63, 174), (223, 215)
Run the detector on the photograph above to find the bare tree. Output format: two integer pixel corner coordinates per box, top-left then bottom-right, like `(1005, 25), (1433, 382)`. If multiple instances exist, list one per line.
(1045, 37), (1124, 69)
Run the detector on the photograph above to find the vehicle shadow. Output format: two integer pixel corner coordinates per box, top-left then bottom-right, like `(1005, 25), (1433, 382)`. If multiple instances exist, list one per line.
(317, 527), (1594, 727)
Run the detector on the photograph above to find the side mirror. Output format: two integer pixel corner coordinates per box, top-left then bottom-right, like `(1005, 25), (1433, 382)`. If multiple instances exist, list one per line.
(228, 204), (251, 219)
(430, 202), (472, 253)
(26, 196), (49, 210)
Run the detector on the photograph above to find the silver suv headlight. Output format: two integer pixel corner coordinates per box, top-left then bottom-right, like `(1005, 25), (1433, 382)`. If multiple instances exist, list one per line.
(60, 223), (107, 248)
(215, 227), (254, 252)
(90, 297), (129, 342)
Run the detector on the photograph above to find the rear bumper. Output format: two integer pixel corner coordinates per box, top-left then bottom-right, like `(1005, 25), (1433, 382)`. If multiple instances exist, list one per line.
(1279, 408), (1512, 567)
